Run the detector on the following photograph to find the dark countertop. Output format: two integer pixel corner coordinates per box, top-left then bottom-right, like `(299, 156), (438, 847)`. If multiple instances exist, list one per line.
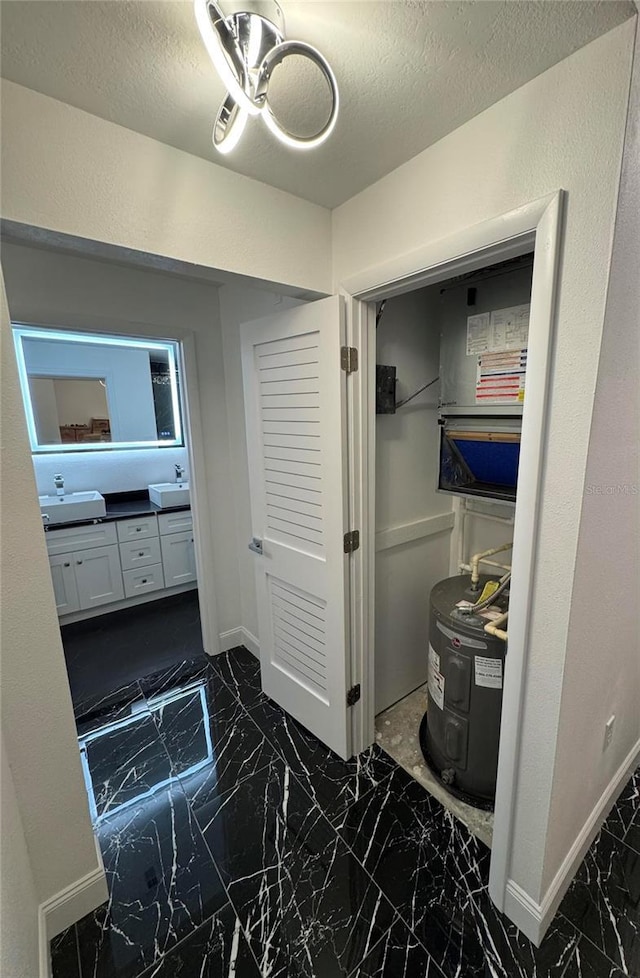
(44, 491), (191, 532)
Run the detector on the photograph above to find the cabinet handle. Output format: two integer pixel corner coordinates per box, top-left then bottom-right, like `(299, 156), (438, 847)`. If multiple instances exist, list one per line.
(138, 551), (145, 557)
(77, 560), (83, 565)
(136, 527), (142, 532)
(63, 562), (70, 568)
(190, 538), (194, 543)
(141, 578), (148, 584)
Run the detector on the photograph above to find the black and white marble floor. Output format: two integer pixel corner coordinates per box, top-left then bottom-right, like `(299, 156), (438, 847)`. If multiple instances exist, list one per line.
(55, 635), (639, 978)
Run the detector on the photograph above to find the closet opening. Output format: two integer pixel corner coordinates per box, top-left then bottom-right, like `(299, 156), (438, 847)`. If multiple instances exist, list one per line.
(372, 251), (534, 846)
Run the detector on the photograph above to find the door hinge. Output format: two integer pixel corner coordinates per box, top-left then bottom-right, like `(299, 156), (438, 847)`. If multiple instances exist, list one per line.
(343, 530), (360, 554)
(340, 346), (358, 374)
(347, 684), (361, 706)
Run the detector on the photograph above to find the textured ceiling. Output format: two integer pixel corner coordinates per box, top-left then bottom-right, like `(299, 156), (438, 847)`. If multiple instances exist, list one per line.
(0, 0), (634, 208)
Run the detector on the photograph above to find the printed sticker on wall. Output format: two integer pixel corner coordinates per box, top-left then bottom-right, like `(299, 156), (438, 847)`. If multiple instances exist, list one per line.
(476, 349), (527, 403)
(474, 655), (503, 689)
(489, 304), (530, 352)
(467, 303), (530, 357)
(428, 644), (445, 709)
(466, 312), (492, 356)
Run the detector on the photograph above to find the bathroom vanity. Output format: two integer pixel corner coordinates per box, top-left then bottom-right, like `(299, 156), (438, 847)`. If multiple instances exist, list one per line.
(44, 495), (196, 622)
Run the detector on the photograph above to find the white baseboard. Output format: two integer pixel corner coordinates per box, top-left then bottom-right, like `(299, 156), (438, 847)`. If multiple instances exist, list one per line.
(38, 841), (108, 977)
(504, 737), (640, 946)
(218, 626), (260, 658)
(503, 880), (543, 945)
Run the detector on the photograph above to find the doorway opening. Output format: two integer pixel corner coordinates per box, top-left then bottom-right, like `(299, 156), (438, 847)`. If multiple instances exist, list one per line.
(343, 192), (563, 922)
(10, 318), (207, 822)
(371, 252), (533, 848)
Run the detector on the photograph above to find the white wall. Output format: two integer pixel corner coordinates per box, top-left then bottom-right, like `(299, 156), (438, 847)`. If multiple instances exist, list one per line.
(0, 81), (332, 297)
(0, 273), (106, 935)
(0, 737), (40, 978)
(1, 242), (240, 637)
(542, 16), (640, 894)
(374, 289), (451, 711)
(218, 284), (304, 644)
(31, 446), (189, 498)
(332, 18), (636, 911)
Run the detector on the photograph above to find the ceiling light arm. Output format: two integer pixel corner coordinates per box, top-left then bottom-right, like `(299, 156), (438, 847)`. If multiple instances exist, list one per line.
(194, 0), (263, 116)
(255, 40), (339, 150)
(213, 93), (248, 154)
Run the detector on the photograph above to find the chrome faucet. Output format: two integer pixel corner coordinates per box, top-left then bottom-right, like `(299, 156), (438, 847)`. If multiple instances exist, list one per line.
(54, 473), (65, 496)
(175, 463), (185, 483)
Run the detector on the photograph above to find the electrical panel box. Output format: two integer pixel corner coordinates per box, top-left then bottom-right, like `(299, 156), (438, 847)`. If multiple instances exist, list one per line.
(376, 364), (397, 414)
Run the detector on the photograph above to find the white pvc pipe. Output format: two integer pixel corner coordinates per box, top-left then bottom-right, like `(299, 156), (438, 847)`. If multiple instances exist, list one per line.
(470, 541), (513, 587)
(460, 559), (511, 575)
(484, 610), (509, 642)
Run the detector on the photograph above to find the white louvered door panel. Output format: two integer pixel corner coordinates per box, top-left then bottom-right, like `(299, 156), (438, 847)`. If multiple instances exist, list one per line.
(241, 296), (351, 759)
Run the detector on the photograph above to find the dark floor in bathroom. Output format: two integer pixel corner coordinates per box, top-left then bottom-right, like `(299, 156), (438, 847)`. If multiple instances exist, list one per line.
(55, 594), (639, 978)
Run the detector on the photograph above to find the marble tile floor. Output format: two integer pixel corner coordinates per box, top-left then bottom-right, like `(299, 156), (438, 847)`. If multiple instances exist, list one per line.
(375, 684), (494, 848)
(54, 645), (639, 978)
(62, 590), (203, 713)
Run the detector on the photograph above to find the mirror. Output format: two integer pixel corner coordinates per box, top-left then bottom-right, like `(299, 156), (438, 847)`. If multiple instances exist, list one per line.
(13, 326), (183, 452)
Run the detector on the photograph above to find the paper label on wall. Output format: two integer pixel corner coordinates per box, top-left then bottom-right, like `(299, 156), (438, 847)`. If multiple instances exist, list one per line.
(474, 655), (503, 689)
(490, 304), (530, 352)
(428, 644), (445, 709)
(467, 303), (530, 356)
(476, 349), (527, 403)
(466, 312), (492, 355)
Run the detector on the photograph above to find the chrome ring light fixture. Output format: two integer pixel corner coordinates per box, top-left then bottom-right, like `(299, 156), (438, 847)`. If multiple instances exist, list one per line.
(195, 0), (339, 154)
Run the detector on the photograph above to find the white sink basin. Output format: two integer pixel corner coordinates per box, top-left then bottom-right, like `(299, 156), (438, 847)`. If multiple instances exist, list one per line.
(148, 482), (190, 508)
(40, 491), (106, 525)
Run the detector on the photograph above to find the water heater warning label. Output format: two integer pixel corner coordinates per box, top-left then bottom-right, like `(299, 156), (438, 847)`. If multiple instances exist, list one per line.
(475, 656), (503, 689)
(428, 645), (445, 709)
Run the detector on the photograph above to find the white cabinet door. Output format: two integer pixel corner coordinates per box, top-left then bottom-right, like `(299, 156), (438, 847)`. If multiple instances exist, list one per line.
(49, 553), (81, 615)
(160, 530), (197, 586)
(74, 545), (124, 610)
(241, 295), (352, 760)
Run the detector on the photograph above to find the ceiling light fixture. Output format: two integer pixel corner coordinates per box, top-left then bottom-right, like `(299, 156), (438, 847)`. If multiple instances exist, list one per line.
(194, 0), (339, 154)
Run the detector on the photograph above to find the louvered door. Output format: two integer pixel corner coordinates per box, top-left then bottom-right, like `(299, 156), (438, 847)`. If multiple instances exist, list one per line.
(241, 296), (351, 758)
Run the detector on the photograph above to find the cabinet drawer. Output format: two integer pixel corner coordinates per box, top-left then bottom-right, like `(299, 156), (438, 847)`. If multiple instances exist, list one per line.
(46, 521), (117, 556)
(122, 564), (165, 598)
(119, 537), (162, 571)
(158, 510), (192, 536)
(116, 515), (158, 543)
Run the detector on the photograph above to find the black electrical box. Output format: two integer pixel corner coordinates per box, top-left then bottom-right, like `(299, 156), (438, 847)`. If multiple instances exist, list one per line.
(376, 365), (397, 414)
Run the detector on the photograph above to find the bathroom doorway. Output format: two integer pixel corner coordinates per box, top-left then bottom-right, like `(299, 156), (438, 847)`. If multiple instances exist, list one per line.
(2, 238), (225, 832)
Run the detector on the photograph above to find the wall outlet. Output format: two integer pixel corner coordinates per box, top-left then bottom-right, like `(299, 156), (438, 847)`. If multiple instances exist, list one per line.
(604, 715), (616, 751)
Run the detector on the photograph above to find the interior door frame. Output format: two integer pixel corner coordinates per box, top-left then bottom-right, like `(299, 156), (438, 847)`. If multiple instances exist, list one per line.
(340, 190), (564, 919)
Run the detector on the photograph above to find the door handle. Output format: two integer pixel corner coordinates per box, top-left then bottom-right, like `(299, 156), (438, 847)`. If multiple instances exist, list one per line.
(248, 537), (263, 555)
